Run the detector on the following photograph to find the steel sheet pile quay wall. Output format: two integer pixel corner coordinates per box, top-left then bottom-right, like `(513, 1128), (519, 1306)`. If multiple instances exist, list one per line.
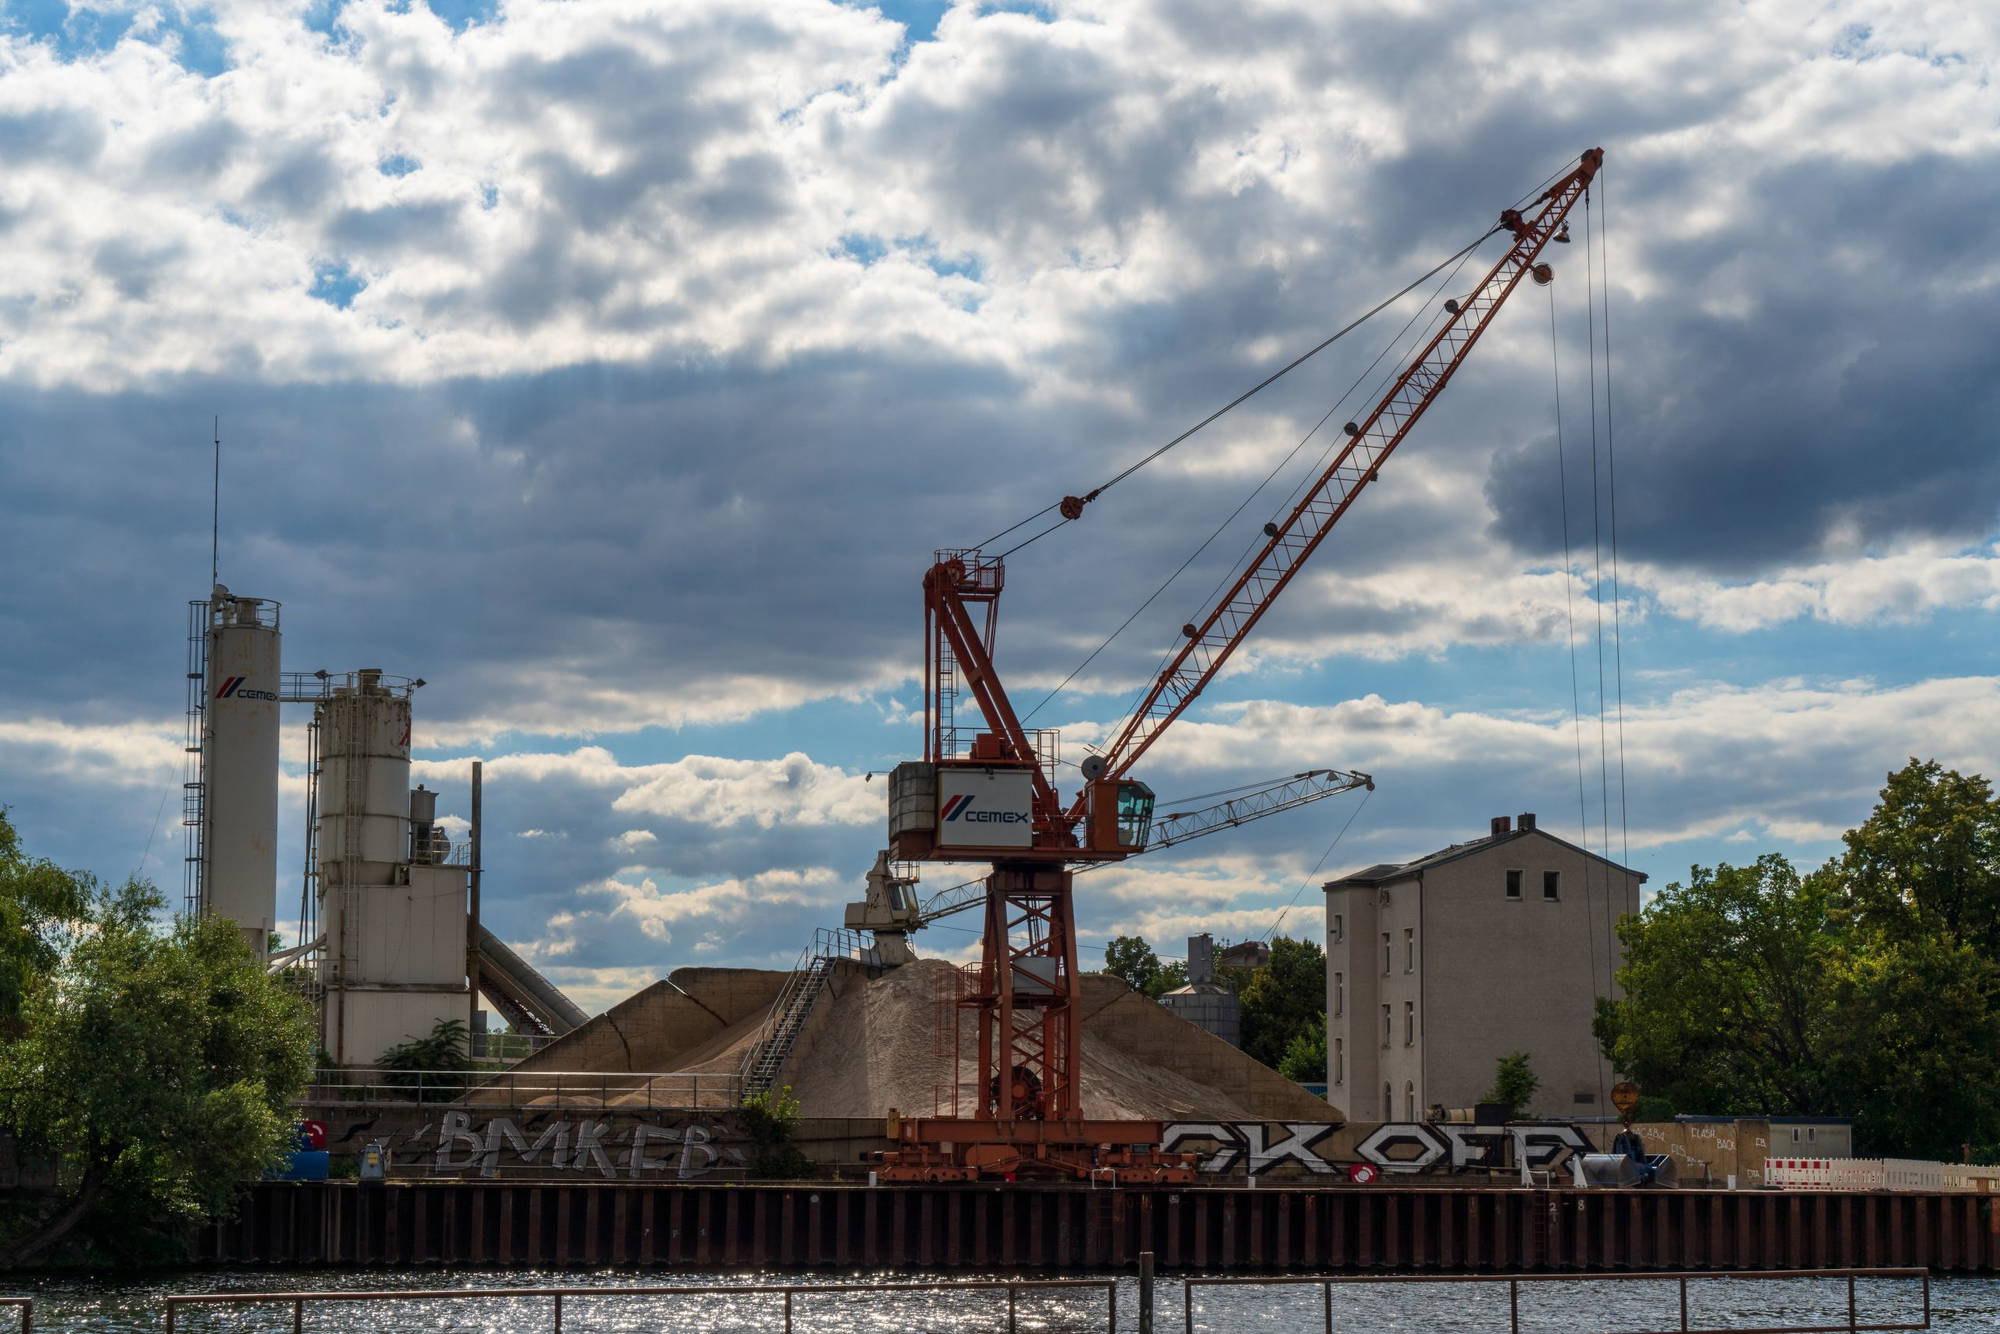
(206, 1183), (2000, 1272)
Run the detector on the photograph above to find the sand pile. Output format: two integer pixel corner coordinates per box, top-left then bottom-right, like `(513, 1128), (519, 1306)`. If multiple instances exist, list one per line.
(477, 957), (1340, 1121)
(775, 959), (1335, 1121)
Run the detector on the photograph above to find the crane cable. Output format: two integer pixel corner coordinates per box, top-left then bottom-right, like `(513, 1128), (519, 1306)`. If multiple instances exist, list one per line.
(1020, 237), (1490, 725)
(1601, 166), (1630, 868)
(1259, 784), (1373, 943)
(979, 226), (1505, 558)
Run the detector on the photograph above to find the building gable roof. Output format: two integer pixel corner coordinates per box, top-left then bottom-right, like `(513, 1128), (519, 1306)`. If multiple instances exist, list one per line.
(1323, 825), (1646, 891)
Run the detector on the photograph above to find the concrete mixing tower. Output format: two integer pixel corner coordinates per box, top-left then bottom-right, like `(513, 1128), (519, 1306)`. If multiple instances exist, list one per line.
(184, 585), (281, 959)
(312, 668), (472, 1066)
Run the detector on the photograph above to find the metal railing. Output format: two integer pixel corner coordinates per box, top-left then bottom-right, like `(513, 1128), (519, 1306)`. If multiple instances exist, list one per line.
(304, 1067), (739, 1110)
(0, 1298), (28, 1334)
(163, 1279), (1116, 1333)
(1184, 1268), (1931, 1334)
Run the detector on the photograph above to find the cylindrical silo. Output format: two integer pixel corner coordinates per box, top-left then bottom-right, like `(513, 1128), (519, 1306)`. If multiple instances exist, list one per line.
(316, 668), (413, 871)
(202, 587), (280, 958)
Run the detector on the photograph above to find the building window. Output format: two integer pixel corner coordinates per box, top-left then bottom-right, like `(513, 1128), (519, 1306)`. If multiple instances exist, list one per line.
(1404, 927), (1415, 972)
(1381, 1005), (1391, 1048)
(1543, 870), (1560, 900)
(1405, 1081), (1416, 1121)
(1381, 933), (1391, 974)
(1383, 1084), (1393, 1119)
(1404, 1000), (1415, 1045)
(1331, 913), (1343, 943)
(1333, 1038), (1344, 1086)
(1334, 972), (1344, 1017)
(1505, 869), (1522, 899)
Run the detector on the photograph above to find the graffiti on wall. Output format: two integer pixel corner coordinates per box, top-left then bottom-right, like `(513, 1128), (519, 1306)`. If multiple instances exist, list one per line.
(1160, 1121), (1592, 1177)
(409, 1111), (749, 1179)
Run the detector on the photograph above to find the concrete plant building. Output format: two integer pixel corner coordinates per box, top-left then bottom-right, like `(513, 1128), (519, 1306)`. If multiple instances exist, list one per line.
(1323, 813), (1644, 1122)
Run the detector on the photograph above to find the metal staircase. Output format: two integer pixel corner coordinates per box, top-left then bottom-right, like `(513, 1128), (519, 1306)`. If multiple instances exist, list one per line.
(740, 928), (873, 1099)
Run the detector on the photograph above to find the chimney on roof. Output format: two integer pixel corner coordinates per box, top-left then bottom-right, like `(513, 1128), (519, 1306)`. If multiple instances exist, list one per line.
(1518, 812), (1537, 832)
(1490, 815), (1512, 838)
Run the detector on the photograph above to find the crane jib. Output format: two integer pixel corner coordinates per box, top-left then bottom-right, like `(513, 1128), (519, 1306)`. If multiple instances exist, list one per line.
(1069, 148), (1606, 817)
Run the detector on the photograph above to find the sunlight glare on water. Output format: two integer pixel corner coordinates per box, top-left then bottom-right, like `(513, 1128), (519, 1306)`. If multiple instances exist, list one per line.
(12, 1267), (1997, 1333)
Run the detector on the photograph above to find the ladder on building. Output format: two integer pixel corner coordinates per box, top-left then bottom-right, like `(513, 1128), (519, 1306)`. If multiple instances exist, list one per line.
(739, 928), (872, 1099)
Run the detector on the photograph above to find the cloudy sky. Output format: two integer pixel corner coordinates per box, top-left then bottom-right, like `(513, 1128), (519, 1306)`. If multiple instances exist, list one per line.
(1, 0), (1995, 1016)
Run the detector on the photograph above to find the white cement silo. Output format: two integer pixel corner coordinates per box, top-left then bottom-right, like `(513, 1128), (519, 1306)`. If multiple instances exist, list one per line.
(201, 587), (280, 958)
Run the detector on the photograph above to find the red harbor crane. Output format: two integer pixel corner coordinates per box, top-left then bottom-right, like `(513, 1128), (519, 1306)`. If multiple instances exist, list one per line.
(877, 148), (1605, 1181)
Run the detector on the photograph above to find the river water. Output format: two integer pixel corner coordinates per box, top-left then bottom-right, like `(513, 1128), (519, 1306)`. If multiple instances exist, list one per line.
(9, 1267), (1995, 1332)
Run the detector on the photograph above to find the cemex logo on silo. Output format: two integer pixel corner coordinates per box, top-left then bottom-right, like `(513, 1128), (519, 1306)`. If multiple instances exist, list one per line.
(941, 794), (1028, 825)
(214, 676), (277, 701)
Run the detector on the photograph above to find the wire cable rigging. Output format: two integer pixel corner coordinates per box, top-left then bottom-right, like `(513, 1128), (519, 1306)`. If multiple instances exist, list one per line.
(979, 227), (1504, 556)
(1599, 166), (1631, 869)
(1021, 238), (1493, 724)
(1583, 187), (1615, 1113)
(1260, 785), (1373, 943)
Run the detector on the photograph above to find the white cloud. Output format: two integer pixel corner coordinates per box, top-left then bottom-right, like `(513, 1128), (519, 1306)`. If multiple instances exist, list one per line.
(1637, 543), (2000, 632)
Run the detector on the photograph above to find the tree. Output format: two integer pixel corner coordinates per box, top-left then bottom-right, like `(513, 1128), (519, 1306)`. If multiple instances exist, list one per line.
(1276, 1012), (1326, 1084)
(378, 1018), (472, 1102)
(1596, 792), (2000, 1158)
(1839, 759), (2000, 955)
(1149, 959), (1188, 998)
(0, 808), (94, 1030)
(1481, 1052), (1540, 1120)
(1238, 936), (1325, 1070)
(1103, 936), (1162, 995)
(1594, 856), (1845, 1118)
(739, 1084), (814, 1179)
(0, 879), (316, 1266)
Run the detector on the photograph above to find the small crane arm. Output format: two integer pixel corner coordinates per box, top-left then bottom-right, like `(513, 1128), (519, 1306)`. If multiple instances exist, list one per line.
(899, 766), (1373, 929)
(1068, 149), (1603, 816)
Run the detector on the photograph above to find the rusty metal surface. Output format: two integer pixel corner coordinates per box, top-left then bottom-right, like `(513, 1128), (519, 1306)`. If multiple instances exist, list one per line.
(202, 1184), (2000, 1274)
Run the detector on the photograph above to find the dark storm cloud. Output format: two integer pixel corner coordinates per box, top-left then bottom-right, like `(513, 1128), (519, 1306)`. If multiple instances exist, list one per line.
(1484, 152), (2000, 571)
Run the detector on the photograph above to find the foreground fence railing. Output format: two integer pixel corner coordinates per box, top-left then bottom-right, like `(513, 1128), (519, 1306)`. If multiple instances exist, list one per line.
(1185, 1268), (1931, 1334)
(162, 1278), (1116, 1333)
(0, 1297), (29, 1334)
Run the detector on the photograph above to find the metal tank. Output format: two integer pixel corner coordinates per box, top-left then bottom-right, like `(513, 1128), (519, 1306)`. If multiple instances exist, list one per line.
(201, 587), (281, 958)
(316, 669), (412, 869)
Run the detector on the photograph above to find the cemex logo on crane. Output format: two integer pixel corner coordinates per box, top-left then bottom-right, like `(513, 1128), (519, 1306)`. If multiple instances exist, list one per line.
(214, 676), (278, 701)
(941, 794), (1029, 825)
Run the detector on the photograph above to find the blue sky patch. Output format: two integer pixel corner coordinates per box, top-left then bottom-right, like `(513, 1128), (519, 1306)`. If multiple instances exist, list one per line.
(424, 0), (500, 32)
(308, 259), (366, 310)
(2, 2), (230, 74)
(837, 232), (888, 265)
(379, 153), (422, 178)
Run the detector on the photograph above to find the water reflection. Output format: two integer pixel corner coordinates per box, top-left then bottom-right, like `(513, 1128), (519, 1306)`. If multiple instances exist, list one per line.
(9, 1267), (1992, 1332)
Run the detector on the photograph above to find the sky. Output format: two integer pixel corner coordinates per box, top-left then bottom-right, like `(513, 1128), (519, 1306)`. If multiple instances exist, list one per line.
(0, 0), (1995, 1017)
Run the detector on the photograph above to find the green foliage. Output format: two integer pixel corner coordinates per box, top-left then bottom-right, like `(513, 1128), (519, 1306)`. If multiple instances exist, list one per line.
(0, 871), (316, 1266)
(1597, 760), (2000, 1159)
(377, 1019), (472, 1102)
(1102, 936), (1190, 999)
(739, 1084), (814, 1179)
(1276, 1012), (1326, 1084)
(0, 808), (95, 1029)
(1103, 936), (1162, 995)
(1238, 936), (1325, 1070)
(1480, 1051), (1540, 1119)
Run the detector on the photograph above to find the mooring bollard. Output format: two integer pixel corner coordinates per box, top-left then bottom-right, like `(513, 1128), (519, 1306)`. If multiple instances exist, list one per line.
(1137, 1250), (1155, 1334)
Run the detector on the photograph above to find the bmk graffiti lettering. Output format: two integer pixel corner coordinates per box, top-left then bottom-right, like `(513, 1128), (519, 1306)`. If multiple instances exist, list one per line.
(1160, 1121), (1592, 1177)
(421, 1112), (748, 1180)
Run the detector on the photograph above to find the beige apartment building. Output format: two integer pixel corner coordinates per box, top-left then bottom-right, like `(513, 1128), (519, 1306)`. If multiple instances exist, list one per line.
(1324, 813), (1644, 1122)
